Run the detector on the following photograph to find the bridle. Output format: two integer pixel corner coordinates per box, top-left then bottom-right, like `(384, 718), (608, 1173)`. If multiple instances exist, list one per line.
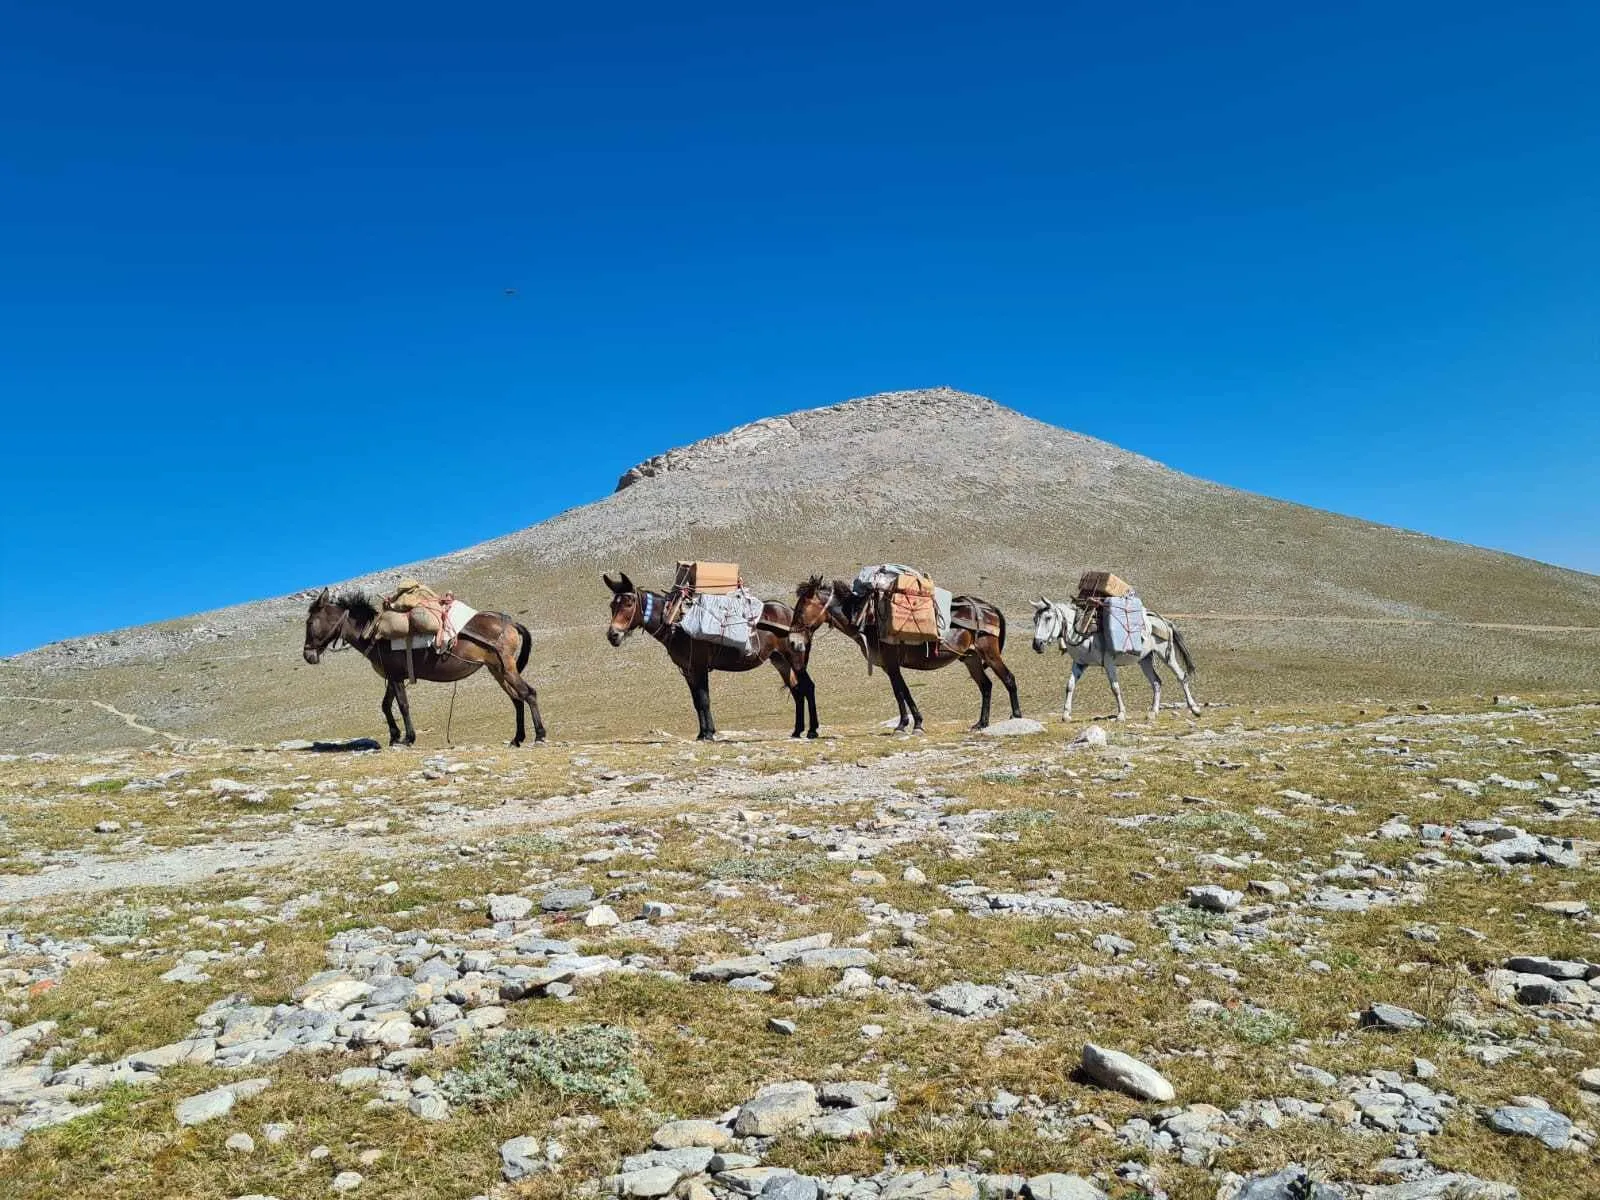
(305, 603), (357, 660)
(788, 582), (836, 652)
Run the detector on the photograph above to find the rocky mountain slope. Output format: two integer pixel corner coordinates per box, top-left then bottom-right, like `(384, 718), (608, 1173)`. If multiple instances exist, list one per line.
(3, 388), (1598, 750)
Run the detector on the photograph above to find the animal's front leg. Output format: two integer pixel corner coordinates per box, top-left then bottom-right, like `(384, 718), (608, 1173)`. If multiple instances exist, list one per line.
(1063, 663), (1083, 720)
(1105, 661), (1126, 720)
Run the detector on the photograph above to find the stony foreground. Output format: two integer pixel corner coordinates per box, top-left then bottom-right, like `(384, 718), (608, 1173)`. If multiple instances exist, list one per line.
(1, 696), (1597, 1199)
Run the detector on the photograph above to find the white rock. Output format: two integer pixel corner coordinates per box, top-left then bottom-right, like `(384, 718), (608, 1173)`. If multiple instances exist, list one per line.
(1081, 1043), (1175, 1102)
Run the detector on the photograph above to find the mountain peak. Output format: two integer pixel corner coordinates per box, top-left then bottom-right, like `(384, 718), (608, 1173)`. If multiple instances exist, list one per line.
(614, 387), (1001, 491)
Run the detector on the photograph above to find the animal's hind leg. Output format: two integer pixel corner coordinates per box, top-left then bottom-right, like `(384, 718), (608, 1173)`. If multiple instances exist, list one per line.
(1169, 649), (1201, 715)
(394, 681), (417, 745)
(965, 657), (994, 730)
(1139, 657), (1162, 719)
(803, 670), (819, 738)
(491, 654), (546, 745)
(989, 645), (1022, 719)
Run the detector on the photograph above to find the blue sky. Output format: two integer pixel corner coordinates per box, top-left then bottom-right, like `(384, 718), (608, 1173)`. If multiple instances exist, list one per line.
(3, 1), (1597, 656)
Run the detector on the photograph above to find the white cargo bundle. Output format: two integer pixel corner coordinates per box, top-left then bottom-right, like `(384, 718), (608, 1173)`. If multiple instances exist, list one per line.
(680, 589), (764, 650)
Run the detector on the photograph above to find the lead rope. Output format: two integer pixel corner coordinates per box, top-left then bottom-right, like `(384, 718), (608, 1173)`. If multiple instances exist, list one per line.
(445, 681), (458, 746)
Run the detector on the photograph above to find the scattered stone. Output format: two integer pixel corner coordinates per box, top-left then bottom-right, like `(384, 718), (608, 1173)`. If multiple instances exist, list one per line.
(1360, 1004), (1429, 1032)
(981, 718), (1045, 737)
(733, 1082), (820, 1136)
(1486, 1105), (1573, 1149)
(1081, 1043), (1175, 1102)
(1185, 885), (1242, 913)
(487, 895), (534, 921)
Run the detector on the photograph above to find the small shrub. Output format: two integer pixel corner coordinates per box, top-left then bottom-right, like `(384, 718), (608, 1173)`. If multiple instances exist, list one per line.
(981, 769), (1029, 785)
(501, 833), (567, 856)
(92, 906), (149, 939)
(81, 779), (126, 794)
(705, 850), (824, 881)
(989, 807), (1056, 832)
(440, 1025), (647, 1108)
(1214, 1005), (1298, 1045)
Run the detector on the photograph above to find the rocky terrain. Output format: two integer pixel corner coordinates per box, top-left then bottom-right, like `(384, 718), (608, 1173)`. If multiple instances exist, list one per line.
(3, 696), (1598, 1199)
(3, 388), (1599, 752)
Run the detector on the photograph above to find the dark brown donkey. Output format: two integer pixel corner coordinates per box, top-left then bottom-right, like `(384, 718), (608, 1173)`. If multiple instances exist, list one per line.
(788, 577), (1021, 732)
(302, 589), (547, 746)
(604, 572), (819, 740)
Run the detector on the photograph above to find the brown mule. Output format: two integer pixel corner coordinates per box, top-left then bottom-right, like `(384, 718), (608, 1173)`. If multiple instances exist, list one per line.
(303, 589), (547, 747)
(788, 576), (1021, 732)
(603, 572), (819, 741)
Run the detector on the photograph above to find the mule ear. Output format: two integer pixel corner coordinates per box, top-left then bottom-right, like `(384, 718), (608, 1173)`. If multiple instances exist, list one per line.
(602, 573), (618, 593)
(1032, 599), (1046, 612)
(618, 572), (635, 594)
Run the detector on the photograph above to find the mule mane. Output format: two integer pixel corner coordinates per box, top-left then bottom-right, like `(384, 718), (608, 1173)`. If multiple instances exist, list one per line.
(795, 575), (827, 599)
(333, 591), (380, 626)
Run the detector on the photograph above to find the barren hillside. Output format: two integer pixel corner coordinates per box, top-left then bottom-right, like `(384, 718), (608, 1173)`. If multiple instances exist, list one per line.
(3, 388), (1597, 751)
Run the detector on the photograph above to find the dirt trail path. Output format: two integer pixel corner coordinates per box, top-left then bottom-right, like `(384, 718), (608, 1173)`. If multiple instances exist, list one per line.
(0, 748), (954, 904)
(0, 694), (184, 742)
(9, 700), (1579, 907)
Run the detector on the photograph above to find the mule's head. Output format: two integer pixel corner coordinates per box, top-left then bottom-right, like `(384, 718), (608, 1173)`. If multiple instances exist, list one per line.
(603, 572), (639, 647)
(1030, 597), (1063, 654)
(303, 588), (343, 664)
(787, 576), (832, 657)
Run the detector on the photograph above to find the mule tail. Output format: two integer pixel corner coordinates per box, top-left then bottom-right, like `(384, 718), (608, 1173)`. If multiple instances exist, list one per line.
(1169, 621), (1196, 677)
(515, 621), (533, 675)
(995, 606), (1007, 652)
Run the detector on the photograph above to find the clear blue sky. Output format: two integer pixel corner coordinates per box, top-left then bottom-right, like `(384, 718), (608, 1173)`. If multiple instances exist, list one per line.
(3, 1), (1597, 657)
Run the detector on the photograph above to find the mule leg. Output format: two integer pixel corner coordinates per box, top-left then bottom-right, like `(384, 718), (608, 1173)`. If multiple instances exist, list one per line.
(1063, 662), (1085, 720)
(691, 669), (715, 740)
(489, 655), (546, 746)
(1104, 660), (1126, 721)
(990, 646), (1023, 719)
(1169, 648), (1201, 715)
(803, 670), (819, 738)
(885, 664), (912, 732)
(381, 682), (403, 746)
(394, 680), (417, 745)
(891, 664), (925, 732)
(964, 657), (994, 729)
(523, 681), (548, 743)
(772, 655), (806, 739)
(1140, 657), (1162, 719)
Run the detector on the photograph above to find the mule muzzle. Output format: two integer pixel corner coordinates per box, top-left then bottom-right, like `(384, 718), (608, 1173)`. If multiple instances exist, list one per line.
(787, 632), (809, 656)
(607, 628), (625, 648)
(1031, 638), (1046, 654)
(303, 647), (322, 665)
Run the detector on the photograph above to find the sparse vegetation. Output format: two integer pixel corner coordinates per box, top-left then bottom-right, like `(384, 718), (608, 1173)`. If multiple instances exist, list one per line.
(440, 1025), (648, 1109)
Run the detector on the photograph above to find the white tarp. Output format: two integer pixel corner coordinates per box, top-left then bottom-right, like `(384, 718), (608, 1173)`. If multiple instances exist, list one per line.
(680, 589), (764, 650)
(1105, 593), (1148, 654)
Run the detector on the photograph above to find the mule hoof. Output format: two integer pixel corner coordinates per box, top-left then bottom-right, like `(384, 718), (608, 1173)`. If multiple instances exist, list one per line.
(807, 729), (819, 740)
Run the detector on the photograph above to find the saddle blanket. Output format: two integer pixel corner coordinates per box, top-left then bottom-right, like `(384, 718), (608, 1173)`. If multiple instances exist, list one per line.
(681, 589), (763, 650)
(388, 635), (437, 650)
(1105, 593), (1148, 654)
(441, 600), (477, 644)
(389, 600), (478, 651)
